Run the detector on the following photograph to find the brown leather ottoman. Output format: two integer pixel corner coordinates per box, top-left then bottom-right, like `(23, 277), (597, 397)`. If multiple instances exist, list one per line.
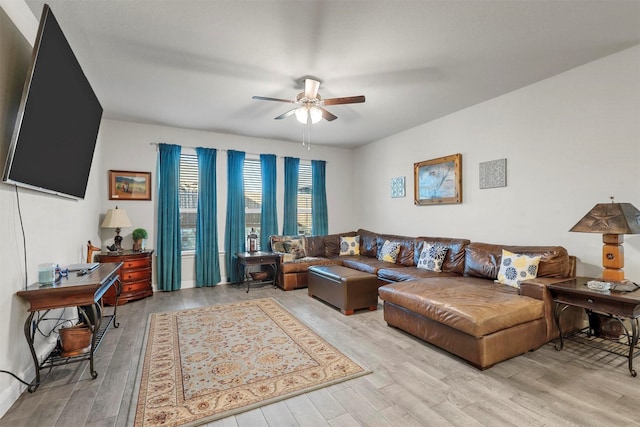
(308, 265), (380, 315)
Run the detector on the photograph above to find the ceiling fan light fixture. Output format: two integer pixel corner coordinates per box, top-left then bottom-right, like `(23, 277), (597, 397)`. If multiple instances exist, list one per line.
(295, 106), (322, 124)
(309, 106), (322, 123)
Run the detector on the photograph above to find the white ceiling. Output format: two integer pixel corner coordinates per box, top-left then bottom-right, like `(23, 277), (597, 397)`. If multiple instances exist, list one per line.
(25, 0), (640, 148)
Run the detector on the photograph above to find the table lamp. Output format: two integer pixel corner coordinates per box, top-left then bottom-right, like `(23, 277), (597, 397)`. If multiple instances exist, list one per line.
(101, 206), (132, 252)
(569, 198), (640, 281)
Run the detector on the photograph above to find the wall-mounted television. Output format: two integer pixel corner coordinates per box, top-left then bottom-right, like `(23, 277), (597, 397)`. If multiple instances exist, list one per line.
(2, 4), (103, 200)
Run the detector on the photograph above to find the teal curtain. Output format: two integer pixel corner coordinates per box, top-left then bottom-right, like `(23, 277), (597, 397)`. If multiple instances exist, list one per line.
(283, 157), (299, 235)
(260, 154), (278, 250)
(225, 150), (246, 283)
(312, 160), (328, 235)
(195, 147), (220, 287)
(156, 143), (182, 291)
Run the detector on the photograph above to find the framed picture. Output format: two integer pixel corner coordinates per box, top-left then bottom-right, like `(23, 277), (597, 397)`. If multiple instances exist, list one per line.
(108, 170), (152, 201)
(414, 153), (462, 205)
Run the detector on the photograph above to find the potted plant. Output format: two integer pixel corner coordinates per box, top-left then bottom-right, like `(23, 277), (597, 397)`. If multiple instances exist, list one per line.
(132, 228), (148, 251)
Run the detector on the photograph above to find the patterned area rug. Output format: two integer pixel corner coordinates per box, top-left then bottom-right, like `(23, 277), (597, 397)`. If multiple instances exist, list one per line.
(133, 298), (370, 426)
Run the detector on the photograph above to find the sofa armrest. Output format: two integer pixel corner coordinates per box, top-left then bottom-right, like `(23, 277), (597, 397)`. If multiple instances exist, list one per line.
(519, 277), (570, 300)
(520, 278), (584, 342)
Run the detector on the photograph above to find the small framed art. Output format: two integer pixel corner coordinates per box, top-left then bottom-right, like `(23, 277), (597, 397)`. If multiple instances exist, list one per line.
(391, 176), (405, 198)
(108, 170), (152, 200)
(479, 158), (507, 189)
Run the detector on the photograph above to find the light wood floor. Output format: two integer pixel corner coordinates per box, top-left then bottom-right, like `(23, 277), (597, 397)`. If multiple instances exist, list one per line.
(2, 283), (640, 427)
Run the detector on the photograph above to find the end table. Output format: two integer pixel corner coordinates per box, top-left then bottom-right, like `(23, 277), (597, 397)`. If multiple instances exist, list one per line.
(549, 277), (640, 376)
(235, 251), (280, 292)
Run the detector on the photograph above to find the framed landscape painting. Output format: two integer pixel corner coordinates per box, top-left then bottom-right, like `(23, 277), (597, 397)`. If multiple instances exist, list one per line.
(414, 153), (462, 205)
(108, 170), (152, 200)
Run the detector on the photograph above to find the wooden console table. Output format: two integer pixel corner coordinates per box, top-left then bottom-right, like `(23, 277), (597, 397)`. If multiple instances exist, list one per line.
(97, 250), (153, 305)
(549, 277), (640, 376)
(16, 262), (122, 391)
(236, 251), (280, 292)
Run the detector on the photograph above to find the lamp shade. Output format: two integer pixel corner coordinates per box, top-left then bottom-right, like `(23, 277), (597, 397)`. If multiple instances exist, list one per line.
(101, 206), (132, 228)
(569, 202), (640, 234)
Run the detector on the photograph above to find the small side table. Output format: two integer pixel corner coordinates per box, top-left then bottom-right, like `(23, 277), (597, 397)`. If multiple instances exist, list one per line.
(236, 251), (280, 293)
(549, 277), (640, 376)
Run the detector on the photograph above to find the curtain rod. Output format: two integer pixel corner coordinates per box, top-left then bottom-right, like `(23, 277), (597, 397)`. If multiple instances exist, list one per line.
(148, 142), (323, 163)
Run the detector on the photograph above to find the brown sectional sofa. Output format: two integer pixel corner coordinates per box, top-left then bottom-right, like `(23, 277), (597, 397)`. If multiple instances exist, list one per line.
(269, 229), (582, 369)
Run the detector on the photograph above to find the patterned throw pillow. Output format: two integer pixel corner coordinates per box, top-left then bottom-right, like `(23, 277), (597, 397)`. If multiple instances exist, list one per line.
(377, 240), (401, 263)
(283, 238), (306, 259)
(496, 249), (541, 288)
(339, 236), (360, 256)
(271, 240), (286, 253)
(416, 244), (449, 272)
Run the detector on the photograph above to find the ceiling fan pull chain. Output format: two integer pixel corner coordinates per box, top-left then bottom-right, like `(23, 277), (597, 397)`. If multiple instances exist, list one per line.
(302, 124), (307, 148)
(305, 114), (312, 150)
(300, 112), (311, 150)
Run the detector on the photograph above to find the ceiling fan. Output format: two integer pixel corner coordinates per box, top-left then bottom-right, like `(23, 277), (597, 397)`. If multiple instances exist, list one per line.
(252, 78), (365, 124)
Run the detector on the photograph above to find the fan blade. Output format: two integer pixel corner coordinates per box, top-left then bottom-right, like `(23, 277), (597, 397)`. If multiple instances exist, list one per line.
(252, 95), (295, 103)
(304, 79), (320, 99)
(323, 95), (365, 106)
(319, 107), (337, 121)
(274, 109), (297, 120)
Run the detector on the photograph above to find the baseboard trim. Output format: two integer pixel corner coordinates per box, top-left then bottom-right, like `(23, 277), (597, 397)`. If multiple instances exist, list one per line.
(0, 340), (57, 418)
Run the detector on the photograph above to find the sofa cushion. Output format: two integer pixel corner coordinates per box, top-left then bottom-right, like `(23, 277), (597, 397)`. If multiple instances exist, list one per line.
(416, 244), (449, 272)
(464, 242), (571, 280)
(414, 237), (470, 275)
(358, 229), (379, 258)
(324, 232), (357, 257)
(377, 240), (401, 263)
(272, 240), (286, 253)
(270, 235), (294, 253)
(270, 235), (305, 254)
(378, 267), (460, 282)
(340, 235), (360, 255)
(496, 249), (541, 288)
(378, 277), (545, 338)
(375, 234), (415, 266)
(279, 257), (341, 274)
(341, 256), (404, 275)
(284, 238), (306, 259)
(304, 235), (327, 258)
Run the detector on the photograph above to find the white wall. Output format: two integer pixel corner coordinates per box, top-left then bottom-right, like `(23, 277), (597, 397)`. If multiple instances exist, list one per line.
(354, 45), (640, 280)
(98, 119), (357, 287)
(0, 4), (104, 415)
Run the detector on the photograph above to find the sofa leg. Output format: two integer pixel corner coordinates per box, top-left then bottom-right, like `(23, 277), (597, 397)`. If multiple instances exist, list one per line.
(342, 309), (354, 315)
(368, 306), (377, 311)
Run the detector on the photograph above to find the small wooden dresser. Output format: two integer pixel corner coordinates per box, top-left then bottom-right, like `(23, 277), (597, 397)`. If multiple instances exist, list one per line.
(97, 250), (153, 305)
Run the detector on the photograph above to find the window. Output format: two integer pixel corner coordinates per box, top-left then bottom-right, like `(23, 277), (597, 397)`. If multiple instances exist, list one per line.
(179, 153), (198, 251)
(297, 161), (312, 235)
(244, 158), (262, 249)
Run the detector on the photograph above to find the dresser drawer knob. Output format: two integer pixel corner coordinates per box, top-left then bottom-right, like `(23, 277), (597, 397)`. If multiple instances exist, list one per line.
(587, 298), (594, 304)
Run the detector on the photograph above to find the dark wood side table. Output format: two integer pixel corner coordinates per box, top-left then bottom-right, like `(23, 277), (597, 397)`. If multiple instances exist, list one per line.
(16, 262), (122, 391)
(235, 251), (280, 293)
(97, 250), (153, 305)
(548, 277), (640, 376)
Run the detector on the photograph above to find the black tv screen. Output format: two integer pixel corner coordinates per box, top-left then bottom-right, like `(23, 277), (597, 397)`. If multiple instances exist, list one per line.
(2, 4), (102, 199)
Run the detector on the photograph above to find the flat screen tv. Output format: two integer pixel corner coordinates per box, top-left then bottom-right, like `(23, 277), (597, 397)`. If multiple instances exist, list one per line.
(2, 4), (103, 199)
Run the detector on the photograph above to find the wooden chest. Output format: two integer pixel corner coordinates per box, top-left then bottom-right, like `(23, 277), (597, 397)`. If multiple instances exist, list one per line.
(97, 250), (154, 305)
